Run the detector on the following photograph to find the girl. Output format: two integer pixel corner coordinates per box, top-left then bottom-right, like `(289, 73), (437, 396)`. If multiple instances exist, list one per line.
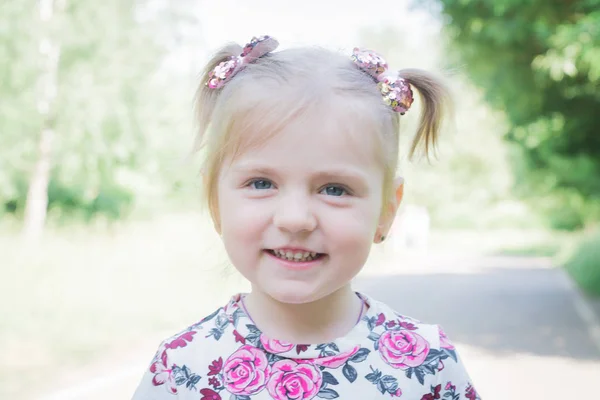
(132, 36), (480, 400)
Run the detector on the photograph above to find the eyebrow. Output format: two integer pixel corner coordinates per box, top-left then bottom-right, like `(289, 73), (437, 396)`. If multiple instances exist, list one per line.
(233, 164), (370, 184)
(312, 169), (369, 183)
(232, 165), (281, 178)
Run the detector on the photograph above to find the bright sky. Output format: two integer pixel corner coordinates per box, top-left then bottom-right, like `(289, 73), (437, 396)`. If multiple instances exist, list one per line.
(193, 0), (442, 58)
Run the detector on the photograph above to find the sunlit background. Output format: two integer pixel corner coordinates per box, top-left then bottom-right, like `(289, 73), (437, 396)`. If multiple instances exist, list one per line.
(2, 0), (599, 399)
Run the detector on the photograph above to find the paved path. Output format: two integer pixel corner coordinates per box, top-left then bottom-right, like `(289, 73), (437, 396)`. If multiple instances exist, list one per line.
(40, 255), (600, 400)
(356, 254), (600, 399)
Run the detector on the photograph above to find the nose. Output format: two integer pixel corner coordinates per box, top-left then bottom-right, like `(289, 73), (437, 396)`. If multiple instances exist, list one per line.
(273, 192), (317, 234)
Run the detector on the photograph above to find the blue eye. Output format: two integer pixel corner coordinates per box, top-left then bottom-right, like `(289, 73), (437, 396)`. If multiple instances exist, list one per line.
(321, 185), (347, 197)
(249, 179), (273, 190)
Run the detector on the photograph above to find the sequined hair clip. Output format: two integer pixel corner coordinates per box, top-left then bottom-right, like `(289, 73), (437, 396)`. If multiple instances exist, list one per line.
(206, 36), (413, 114)
(206, 35), (279, 89)
(351, 48), (414, 114)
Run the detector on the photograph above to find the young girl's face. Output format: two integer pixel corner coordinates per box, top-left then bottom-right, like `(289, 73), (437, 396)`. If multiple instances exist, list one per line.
(216, 109), (388, 304)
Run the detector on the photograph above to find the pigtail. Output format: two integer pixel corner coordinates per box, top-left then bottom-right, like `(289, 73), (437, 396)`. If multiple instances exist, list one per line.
(192, 43), (243, 153)
(191, 44), (243, 228)
(398, 69), (454, 161)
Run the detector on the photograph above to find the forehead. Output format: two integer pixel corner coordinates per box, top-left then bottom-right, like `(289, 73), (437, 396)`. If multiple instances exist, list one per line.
(225, 97), (386, 173)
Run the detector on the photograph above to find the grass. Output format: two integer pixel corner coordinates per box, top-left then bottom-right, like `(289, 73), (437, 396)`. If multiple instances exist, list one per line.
(0, 213), (247, 399)
(0, 215), (587, 398)
(564, 228), (600, 296)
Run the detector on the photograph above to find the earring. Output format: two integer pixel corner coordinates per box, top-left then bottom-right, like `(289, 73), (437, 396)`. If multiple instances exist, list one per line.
(380, 235), (385, 242)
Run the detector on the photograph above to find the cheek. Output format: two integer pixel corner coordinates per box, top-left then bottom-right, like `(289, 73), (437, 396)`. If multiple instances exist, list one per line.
(218, 188), (271, 245)
(320, 202), (379, 250)
(218, 189), (269, 272)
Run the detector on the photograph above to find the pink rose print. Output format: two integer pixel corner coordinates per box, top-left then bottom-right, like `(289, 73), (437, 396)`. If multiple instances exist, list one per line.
(223, 345), (271, 395)
(266, 360), (323, 400)
(375, 313), (386, 326)
(437, 359), (445, 371)
(150, 350), (177, 394)
(392, 388), (403, 397)
(378, 330), (430, 369)
(260, 334), (294, 353)
(313, 345), (360, 369)
(200, 388), (222, 400)
(439, 327), (455, 350)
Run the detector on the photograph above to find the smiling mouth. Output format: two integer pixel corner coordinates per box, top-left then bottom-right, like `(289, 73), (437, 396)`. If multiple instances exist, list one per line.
(265, 249), (326, 262)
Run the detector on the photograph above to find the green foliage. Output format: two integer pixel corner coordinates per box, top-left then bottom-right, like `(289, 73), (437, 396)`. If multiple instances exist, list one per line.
(0, 1), (198, 223)
(0, 0), (40, 213)
(565, 228), (600, 296)
(358, 26), (542, 230)
(46, 176), (134, 221)
(427, 0), (600, 227)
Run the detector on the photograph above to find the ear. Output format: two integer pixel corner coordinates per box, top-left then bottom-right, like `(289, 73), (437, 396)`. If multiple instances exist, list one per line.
(374, 177), (404, 243)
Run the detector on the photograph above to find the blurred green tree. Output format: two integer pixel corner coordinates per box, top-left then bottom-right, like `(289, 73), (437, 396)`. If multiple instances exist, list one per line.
(424, 0), (600, 228)
(0, 1), (200, 236)
(358, 26), (538, 230)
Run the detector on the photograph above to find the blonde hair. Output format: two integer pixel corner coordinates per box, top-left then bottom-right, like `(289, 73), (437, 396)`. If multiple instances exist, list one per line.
(194, 43), (452, 225)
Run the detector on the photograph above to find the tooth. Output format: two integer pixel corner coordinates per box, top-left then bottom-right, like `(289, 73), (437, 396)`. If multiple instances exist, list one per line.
(271, 250), (321, 262)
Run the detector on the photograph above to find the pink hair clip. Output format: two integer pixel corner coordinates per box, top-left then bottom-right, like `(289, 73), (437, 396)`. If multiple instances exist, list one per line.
(206, 35), (279, 89)
(351, 48), (414, 114)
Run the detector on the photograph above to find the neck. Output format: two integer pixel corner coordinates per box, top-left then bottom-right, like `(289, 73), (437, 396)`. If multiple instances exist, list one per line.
(243, 285), (363, 344)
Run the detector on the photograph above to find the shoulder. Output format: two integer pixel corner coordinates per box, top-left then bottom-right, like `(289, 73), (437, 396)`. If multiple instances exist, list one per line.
(361, 294), (481, 398)
(145, 305), (238, 389)
(360, 293), (462, 376)
(362, 293), (445, 347)
(157, 302), (238, 355)
(132, 304), (237, 399)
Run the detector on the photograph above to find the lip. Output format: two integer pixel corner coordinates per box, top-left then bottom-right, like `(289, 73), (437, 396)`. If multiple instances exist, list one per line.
(264, 249), (326, 270)
(271, 246), (320, 253)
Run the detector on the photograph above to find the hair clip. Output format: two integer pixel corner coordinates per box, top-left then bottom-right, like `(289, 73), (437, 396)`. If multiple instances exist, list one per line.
(206, 35), (278, 89)
(351, 48), (414, 114)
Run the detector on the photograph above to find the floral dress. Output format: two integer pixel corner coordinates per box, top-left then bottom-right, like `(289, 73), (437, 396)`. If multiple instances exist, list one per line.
(132, 293), (480, 399)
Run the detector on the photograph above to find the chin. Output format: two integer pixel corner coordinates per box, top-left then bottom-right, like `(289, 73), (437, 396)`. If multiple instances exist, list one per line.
(262, 282), (328, 305)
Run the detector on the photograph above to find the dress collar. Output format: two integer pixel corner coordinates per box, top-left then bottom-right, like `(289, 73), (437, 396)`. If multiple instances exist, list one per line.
(222, 292), (379, 360)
